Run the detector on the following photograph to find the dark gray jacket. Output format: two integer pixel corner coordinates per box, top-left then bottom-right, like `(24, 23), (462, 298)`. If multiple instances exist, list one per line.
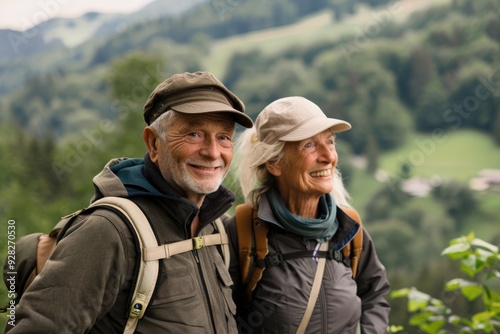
(226, 195), (390, 334)
(7, 156), (237, 333)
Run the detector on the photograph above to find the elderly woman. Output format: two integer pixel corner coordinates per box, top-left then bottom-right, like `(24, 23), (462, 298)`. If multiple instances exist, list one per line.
(225, 96), (390, 334)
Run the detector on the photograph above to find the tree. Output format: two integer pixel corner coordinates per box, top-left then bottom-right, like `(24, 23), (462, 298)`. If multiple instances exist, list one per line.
(107, 52), (165, 157)
(432, 180), (477, 231)
(403, 46), (436, 108)
(315, 51), (412, 158)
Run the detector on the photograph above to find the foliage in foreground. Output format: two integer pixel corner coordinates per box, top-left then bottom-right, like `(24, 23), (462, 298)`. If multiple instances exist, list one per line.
(390, 232), (500, 333)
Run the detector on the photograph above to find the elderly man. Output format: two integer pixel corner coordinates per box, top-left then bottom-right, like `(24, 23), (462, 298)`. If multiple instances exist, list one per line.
(7, 72), (253, 333)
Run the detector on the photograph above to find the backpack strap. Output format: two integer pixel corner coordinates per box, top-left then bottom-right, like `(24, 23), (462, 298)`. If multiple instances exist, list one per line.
(214, 218), (230, 268)
(236, 204), (364, 303)
(340, 207), (363, 279)
(255, 249), (344, 268)
(235, 204), (269, 302)
(296, 242), (329, 334)
(87, 197), (159, 334)
(143, 219), (228, 263)
(89, 197), (230, 334)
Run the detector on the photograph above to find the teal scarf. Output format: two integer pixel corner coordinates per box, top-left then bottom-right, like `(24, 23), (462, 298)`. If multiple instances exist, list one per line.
(266, 187), (338, 243)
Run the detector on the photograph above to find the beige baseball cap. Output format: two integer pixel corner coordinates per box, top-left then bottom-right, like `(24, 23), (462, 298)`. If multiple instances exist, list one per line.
(255, 96), (351, 144)
(143, 71), (253, 128)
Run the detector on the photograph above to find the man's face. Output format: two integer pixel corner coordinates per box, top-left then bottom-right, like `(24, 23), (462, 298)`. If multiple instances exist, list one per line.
(153, 112), (235, 206)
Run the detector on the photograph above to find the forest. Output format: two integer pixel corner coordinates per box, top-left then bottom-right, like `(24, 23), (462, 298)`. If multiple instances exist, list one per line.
(1, 0), (499, 331)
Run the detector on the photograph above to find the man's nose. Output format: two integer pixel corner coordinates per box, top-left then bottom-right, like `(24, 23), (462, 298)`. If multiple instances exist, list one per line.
(200, 136), (221, 159)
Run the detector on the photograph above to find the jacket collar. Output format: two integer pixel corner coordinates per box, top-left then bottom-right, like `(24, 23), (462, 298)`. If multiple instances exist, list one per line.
(257, 195), (360, 250)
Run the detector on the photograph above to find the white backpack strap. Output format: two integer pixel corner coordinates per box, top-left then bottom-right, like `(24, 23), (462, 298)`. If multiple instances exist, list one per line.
(214, 218), (230, 268)
(143, 218), (230, 268)
(88, 198), (230, 333)
(89, 197), (159, 334)
(295, 242), (329, 334)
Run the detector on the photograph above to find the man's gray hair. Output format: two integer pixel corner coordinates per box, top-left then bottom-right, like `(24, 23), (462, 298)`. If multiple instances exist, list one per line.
(149, 110), (175, 142)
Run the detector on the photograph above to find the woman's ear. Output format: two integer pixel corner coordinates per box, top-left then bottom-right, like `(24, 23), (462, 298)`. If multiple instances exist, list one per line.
(143, 127), (159, 162)
(265, 161), (282, 176)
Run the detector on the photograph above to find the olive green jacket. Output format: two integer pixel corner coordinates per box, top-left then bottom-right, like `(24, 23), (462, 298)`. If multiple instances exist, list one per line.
(6, 157), (237, 334)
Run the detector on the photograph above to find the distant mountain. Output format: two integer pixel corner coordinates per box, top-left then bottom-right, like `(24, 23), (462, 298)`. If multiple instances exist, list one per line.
(0, 0), (208, 58)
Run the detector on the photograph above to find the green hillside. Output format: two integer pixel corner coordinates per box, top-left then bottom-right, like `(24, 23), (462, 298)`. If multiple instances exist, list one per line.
(348, 129), (500, 237)
(1, 0), (500, 331)
(204, 0), (451, 77)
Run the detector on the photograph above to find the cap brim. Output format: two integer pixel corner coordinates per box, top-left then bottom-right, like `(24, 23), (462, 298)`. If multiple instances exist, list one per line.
(279, 118), (351, 142)
(172, 101), (253, 128)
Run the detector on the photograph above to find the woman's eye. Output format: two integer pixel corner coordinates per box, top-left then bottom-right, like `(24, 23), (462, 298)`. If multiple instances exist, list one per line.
(301, 142), (316, 151)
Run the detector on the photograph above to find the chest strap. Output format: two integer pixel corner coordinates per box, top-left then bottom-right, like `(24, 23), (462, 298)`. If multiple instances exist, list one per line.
(143, 232), (229, 261)
(255, 249), (343, 268)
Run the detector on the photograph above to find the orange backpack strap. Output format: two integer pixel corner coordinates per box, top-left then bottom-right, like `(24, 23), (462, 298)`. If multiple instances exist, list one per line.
(235, 204), (269, 302)
(341, 207), (363, 279)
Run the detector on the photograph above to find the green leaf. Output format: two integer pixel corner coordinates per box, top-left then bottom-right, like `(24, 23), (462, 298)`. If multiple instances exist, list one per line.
(483, 289), (500, 312)
(461, 254), (481, 277)
(466, 231), (475, 242)
(445, 278), (483, 301)
(448, 315), (461, 325)
(450, 235), (469, 245)
(387, 325), (404, 333)
(391, 288), (411, 298)
(445, 278), (476, 291)
(471, 311), (496, 332)
(420, 317), (446, 333)
(408, 289), (432, 312)
(409, 311), (435, 326)
(461, 285), (484, 301)
(442, 243), (471, 259)
(472, 311), (496, 322)
(471, 238), (499, 254)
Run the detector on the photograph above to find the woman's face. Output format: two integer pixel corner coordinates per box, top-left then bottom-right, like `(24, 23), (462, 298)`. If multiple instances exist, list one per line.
(269, 129), (338, 205)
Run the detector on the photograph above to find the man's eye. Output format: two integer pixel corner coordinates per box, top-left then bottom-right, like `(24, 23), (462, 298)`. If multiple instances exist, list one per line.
(186, 132), (204, 143)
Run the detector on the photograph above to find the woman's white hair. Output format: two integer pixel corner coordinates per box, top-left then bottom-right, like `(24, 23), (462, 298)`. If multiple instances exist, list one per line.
(235, 127), (352, 209)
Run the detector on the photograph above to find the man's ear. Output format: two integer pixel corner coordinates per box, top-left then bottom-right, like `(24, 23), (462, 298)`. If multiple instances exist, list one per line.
(143, 127), (159, 162)
(265, 161), (281, 176)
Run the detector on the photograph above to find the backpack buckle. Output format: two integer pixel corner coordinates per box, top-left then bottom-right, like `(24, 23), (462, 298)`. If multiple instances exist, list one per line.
(129, 301), (144, 319)
(192, 236), (205, 250)
(260, 252), (284, 268)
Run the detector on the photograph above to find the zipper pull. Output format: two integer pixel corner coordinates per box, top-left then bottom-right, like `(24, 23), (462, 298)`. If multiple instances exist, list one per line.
(193, 249), (200, 264)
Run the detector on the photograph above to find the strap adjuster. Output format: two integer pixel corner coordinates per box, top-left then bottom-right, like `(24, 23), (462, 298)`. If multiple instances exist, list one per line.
(192, 236), (205, 250)
(255, 252), (284, 268)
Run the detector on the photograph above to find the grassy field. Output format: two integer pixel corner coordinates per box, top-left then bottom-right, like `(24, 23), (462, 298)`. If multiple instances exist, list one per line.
(347, 129), (500, 243)
(378, 130), (500, 182)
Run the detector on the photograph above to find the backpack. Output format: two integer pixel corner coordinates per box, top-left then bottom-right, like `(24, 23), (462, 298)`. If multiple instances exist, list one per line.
(235, 203), (363, 302)
(2, 196), (229, 334)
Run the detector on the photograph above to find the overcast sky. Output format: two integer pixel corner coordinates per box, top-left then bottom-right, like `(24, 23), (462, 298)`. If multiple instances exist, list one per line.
(0, 0), (155, 31)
